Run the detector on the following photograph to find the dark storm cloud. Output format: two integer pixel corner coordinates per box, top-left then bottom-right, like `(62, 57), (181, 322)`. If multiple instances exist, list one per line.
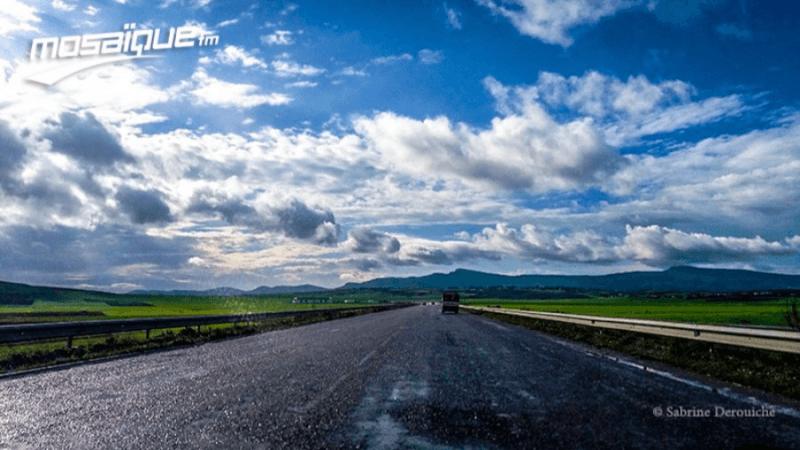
(188, 197), (265, 229)
(116, 187), (174, 224)
(349, 226), (401, 254)
(0, 224), (196, 287)
(0, 225), (90, 274)
(187, 195), (340, 245)
(407, 247), (453, 265)
(275, 200), (340, 245)
(0, 120), (26, 182)
(352, 258), (383, 271)
(43, 112), (135, 167)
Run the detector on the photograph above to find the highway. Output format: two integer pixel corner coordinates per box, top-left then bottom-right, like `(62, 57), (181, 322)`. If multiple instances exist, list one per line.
(0, 305), (798, 449)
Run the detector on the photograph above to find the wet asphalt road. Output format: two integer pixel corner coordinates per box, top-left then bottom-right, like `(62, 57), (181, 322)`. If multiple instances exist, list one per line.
(1, 305), (798, 450)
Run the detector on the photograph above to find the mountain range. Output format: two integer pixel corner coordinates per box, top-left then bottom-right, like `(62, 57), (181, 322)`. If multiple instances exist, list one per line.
(340, 266), (800, 292)
(3, 266), (800, 305)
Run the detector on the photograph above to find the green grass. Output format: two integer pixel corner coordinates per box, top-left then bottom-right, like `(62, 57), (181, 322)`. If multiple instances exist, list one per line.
(463, 297), (794, 327)
(0, 306), (396, 374)
(0, 295), (383, 323)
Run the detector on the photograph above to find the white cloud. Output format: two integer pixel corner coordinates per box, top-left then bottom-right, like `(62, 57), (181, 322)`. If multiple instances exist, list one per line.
(216, 18), (240, 28)
(371, 53), (413, 65)
(161, 0), (213, 8)
(354, 103), (625, 193)
(444, 3), (462, 29)
(272, 59), (325, 77)
(52, 0), (76, 12)
(202, 45), (268, 69)
(615, 225), (799, 265)
(493, 71), (746, 147)
(477, 0), (641, 47)
(338, 66), (367, 77)
(185, 69), (292, 108)
(418, 49), (443, 65)
(261, 30), (294, 46)
(716, 23), (752, 41)
(286, 81), (318, 88)
(607, 117), (800, 233)
(0, 0), (40, 35)
(84, 5), (99, 15)
(280, 4), (299, 15)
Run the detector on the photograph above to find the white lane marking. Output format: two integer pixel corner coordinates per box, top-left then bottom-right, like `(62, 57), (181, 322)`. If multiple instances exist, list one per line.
(291, 323), (403, 414)
(547, 339), (800, 419)
(359, 350), (378, 367)
(484, 321), (509, 331)
(290, 374), (350, 414)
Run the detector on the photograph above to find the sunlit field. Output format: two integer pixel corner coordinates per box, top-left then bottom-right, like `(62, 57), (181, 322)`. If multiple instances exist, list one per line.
(463, 297), (793, 327)
(0, 289), (423, 323)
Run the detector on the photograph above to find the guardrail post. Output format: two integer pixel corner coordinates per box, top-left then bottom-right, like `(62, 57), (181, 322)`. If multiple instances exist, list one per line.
(67, 335), (73, 349)
(146, 329), (150, 340)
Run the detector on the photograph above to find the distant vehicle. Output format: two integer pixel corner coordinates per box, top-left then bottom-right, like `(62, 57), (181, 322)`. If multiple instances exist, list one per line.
(441, 291), (459, 314)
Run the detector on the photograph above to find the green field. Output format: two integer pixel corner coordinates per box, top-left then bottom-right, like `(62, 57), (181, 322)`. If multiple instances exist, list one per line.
(0, 288), (433, 323)
(462, 297), (794, 327)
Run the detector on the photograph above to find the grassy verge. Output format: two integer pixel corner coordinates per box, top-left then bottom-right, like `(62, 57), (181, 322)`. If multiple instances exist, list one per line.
(468, 308), (800, 401)
(463, 298), (791, 327)
(0, 307), (384, 375)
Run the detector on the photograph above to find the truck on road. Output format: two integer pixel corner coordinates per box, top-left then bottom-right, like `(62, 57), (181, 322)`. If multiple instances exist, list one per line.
(441, 291), (459, 314)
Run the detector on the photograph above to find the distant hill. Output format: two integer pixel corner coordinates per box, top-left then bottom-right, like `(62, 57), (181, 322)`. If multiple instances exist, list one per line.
(0, 280), (117, 305)
(127, 284), (327, 297)
(3, 266), (800, 306)
(341, 266), (800, 292)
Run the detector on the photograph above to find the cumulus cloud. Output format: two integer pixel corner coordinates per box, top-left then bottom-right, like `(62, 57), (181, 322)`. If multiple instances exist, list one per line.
(187, 195), (340, 245)
(534, 71), (694, 118)
(51, 0), (76, 12)
(354, 102), (625, 193)
(615, 225), (799, 266)
(418, 49), (443, 65)
(444, 3), (462, 29)
(347, 226), (401, 253)
(115, 187), (174, 224)
(276, 200), (340, 245)
(286, 81), (318, 88)
(371, 54), (413, 65)
(0, 119), (27, 186)
(200, 45), (268, 69)
(368, 223), (800, 270)
(184, 69), (292, 107)
(0, 0), (40, 35)
(338, 67), (368, 77)
(472, 223), (617, 263)
(43, 112), (135, 167)
(492, 71), (746, 147)
(477, 0), (641, 47)
(606, 117), (800, 232)
(261, 30), (294, 46)
(716, 23), (752, 41)
(272, 60), (326, 77)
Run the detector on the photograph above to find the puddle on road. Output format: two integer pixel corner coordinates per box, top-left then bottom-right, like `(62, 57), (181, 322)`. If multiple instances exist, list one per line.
(341, 375), (495, 450)
(389, 379), (429, 402)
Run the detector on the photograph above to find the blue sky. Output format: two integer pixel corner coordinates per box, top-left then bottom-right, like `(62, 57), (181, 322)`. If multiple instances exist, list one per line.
(1, 0), (800, 292)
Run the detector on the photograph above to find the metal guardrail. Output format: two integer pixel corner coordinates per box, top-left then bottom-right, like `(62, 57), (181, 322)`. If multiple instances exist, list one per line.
(0, 303), (414, 346)
(461, 305), (800, 354)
